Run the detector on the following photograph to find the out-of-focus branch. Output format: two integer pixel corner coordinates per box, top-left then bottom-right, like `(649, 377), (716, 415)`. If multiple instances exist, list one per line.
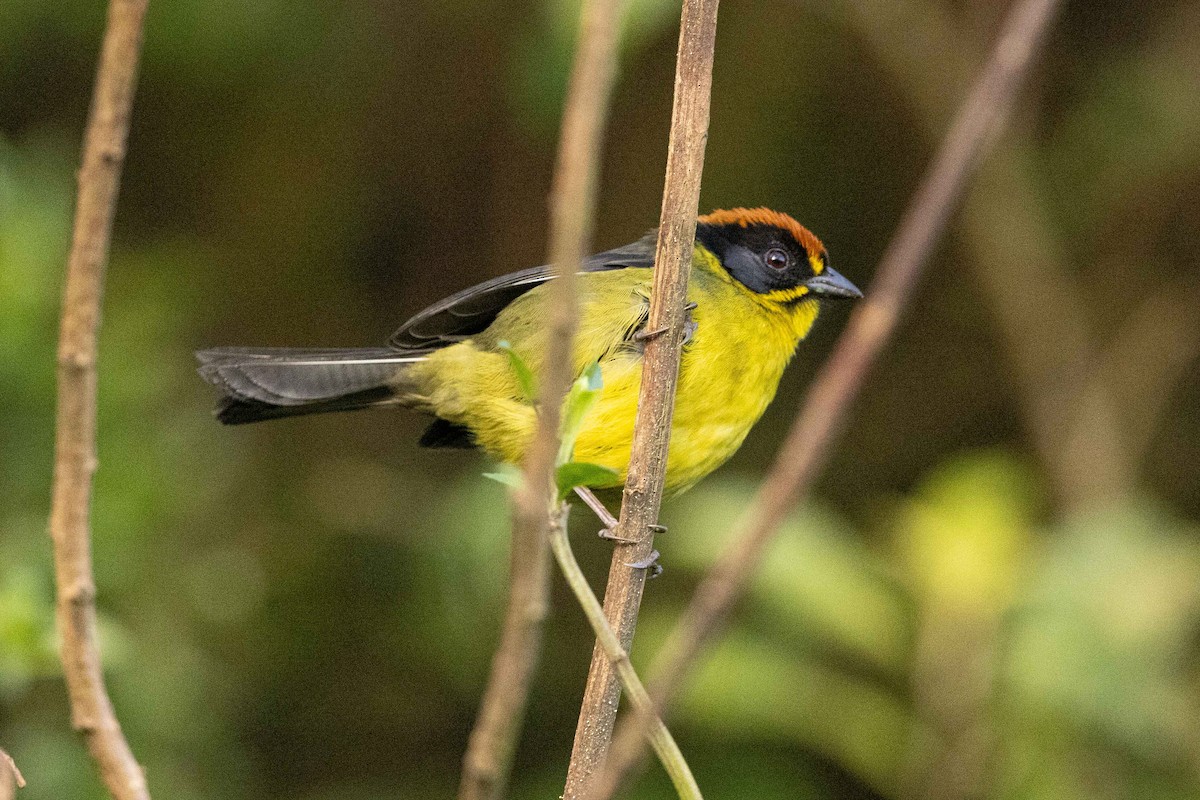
(456, 1), (625, 798)
(457, 484), (552, 799)
(47, 2), (150, 800)
(1, 748), (25, 798)
(1100, 283), (1200, 469)
(960, 153), (1132, 508)
(902, 614), (1000, 800)
(561, 0), (720, 796)
(547, 508), (702, 799)
(594, 0), (1062, 794)
(847, 0), (1132, 509)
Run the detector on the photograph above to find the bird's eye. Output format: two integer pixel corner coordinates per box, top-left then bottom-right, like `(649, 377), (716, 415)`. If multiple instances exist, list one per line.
(764, 248), (790, 270)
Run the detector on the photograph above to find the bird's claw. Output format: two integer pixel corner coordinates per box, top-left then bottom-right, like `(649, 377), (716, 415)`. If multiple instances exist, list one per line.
(633, 303), (698, 345)
(598, 527), (639, 545)
(682, 302), (698, 345)
(633, 325), (668, 342)
(625, 549), (663, 579)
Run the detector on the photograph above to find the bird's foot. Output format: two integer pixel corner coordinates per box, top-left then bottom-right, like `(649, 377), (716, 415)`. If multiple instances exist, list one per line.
(682, 302), (698, 344)
(633, 303), (698, 345)
(633, 325), (667, 342)
(598, 528), (639, 545)
(573, 487), (666, 574)
(625, 549), (663, 579)
(574, 486), (628, 541)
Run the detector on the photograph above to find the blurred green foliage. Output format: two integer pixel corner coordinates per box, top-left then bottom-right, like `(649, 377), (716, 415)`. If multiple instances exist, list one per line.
(2, 0), (1199, 798)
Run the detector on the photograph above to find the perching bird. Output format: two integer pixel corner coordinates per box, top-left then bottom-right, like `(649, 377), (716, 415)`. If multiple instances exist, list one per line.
(197, 207), (861, 494)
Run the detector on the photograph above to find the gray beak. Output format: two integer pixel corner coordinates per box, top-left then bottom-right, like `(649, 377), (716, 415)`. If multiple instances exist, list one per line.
(804, 266), (863, 299)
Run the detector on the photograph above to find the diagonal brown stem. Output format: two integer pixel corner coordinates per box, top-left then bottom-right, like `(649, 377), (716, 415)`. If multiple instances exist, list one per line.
(592, 0), (1063, 795)
(549, 507), (701, 799)
(48, 2), (151, 799)
(848, 0), (1132, 510)
(456, 0), (625, 798)
(560, 0), (720, 796)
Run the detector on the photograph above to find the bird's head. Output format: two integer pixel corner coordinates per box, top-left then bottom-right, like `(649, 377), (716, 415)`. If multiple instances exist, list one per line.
(696, 207), (862, 306)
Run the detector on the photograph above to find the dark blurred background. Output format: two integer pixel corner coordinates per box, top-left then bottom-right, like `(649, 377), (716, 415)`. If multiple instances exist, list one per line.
(3, 0), (1200, 798)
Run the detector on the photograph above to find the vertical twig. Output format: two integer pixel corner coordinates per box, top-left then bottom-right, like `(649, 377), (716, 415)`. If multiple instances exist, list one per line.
(593, 0), (1062, 794)
(457, 496), (551, 800)
(0, 748), (25, 798)
(561, 0), (719, 796)
(456, 0), (624, 797)
(47, 2), (150, 800)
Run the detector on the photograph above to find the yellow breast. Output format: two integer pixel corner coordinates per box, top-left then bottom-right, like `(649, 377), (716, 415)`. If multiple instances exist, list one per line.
(573, 246), (819, 492)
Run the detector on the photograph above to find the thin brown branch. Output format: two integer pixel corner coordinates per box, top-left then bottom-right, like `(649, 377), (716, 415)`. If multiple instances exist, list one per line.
(457, 503), (551, 800)
(594, 0), (1062, 794)
(560, 1), (719, 796)
(456, 1), (624, 798)
(1, 748), (25, 797)
(47, 2), (150, 799)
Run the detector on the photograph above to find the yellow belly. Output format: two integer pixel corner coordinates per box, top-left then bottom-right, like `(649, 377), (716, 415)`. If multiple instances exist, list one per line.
(575, 275), (814, 492)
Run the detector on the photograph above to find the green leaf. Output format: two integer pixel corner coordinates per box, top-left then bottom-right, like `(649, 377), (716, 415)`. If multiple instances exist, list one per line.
(556, 461), (620, 499)
(559, 361), (604, 464)
(482, 464), (524, 490)
(497, 340), (537, 402)
(581, 360), (602, 391)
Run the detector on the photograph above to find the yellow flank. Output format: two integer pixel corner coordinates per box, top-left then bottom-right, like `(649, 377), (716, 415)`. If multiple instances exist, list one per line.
(403, 243), (820, 494)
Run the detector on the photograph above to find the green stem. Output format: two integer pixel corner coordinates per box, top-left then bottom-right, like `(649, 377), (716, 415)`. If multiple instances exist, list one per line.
(548, 506), (702, 800)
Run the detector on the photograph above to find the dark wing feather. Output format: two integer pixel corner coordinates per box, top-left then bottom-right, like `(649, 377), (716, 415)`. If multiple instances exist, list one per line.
(388, 231), (658, 350)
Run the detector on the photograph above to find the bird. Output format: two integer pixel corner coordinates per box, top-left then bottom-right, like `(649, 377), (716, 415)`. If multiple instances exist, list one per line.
(197, 207), (861, 496)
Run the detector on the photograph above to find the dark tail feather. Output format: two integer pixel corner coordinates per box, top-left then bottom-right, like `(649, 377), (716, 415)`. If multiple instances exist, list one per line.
(196, 347), (426, 425)
(213, 386), (402, 425)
